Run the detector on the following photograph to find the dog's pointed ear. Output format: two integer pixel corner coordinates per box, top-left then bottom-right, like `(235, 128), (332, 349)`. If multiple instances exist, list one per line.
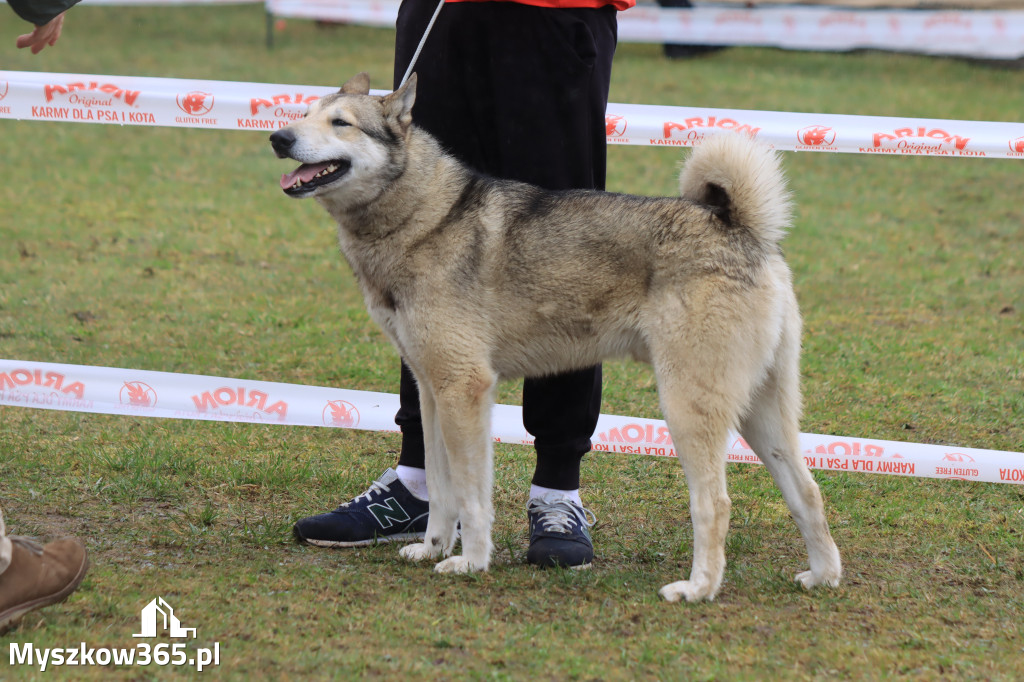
(339, 73), (370, 95)
(382, 73), (417, 135)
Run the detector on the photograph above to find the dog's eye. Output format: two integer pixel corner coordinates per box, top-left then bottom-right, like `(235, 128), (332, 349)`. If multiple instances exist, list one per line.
(332, 119), (351, 127)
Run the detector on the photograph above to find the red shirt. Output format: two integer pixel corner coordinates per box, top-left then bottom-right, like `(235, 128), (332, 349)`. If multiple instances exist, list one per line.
(447, 0), (635, 11)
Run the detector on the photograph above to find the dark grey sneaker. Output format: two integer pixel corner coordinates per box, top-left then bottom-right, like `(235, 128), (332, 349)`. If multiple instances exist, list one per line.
(526, 494), (597, 569)
(293, 468), (429, 547)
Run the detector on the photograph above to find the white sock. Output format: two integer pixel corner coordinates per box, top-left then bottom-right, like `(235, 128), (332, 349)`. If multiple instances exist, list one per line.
(529, 485), (582, 507)
(396, 465), (429, 501)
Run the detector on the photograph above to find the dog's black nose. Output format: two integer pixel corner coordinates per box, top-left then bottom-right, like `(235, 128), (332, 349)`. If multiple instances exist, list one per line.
(270, 129), (296, 157)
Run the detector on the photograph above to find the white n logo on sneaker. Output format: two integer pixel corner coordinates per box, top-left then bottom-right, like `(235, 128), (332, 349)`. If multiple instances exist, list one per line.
(368, 497), (411, 529)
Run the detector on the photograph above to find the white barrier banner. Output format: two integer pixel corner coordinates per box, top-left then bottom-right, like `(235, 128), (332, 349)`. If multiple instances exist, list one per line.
(603, 101), (1024, 158)
(617, 5), (1024, 60)
(2, 360), (1021, 485)
(263, 0), (1024, 60)
(0, 70), (337, 132)
(2, 70), (1024, 158)
(81, 0), (258, 4)
(266, 0), (397, 25)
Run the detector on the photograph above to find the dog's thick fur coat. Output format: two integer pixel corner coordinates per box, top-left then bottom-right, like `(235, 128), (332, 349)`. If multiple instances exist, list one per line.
(271, 73), (841, 602)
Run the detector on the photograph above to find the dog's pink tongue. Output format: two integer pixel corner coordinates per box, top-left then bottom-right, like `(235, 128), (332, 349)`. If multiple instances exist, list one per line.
(280, 162), (330, 190)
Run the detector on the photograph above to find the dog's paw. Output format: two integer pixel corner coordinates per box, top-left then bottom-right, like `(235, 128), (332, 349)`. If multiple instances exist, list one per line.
(433, 556), (485, 574)
(795, 569), (841, 590)
(399, 542), (438, 563)
(659, 580), (716, 603)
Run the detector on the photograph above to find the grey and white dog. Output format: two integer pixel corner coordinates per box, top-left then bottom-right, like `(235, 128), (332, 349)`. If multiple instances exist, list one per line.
(270, 73), (841, 602)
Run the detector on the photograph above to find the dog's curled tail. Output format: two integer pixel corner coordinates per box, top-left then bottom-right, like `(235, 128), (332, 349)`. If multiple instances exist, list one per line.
(678, 134), (792, 244)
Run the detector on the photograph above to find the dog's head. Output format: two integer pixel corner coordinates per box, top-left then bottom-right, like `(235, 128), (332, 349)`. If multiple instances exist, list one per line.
(269, 73), (416, 202)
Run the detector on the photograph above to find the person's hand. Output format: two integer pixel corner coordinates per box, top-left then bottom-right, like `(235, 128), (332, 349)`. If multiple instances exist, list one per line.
(16, 12), (65, 54)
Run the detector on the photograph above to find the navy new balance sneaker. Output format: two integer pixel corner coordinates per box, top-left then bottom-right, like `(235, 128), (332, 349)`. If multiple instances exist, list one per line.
(293, 468), (429, 547)
(526, 494), (597, 569)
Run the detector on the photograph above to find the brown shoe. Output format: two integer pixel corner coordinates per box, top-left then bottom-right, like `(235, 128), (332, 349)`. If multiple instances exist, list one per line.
(0, 536), (89, 632)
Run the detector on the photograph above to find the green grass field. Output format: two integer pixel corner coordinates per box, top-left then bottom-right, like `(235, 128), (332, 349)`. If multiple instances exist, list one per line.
(1, 5), (1022, 679)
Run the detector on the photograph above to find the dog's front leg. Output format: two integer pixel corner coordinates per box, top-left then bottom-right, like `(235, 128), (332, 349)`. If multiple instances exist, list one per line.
(430, 370), (496, 574)
(399, 387), (459, 563)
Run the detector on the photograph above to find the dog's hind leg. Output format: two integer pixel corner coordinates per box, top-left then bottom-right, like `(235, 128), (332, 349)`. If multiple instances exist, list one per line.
(400, 386), (460, 564)
(651, 341), (739, 603)
(739, 315), (842, 590)
(429, 365), (497, 574)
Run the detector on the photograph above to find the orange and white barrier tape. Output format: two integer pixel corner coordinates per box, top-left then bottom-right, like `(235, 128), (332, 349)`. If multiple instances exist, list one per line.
(2, 70), (1024, 158)
(262, 0), (1024, 60)
(2, 360), (1021, 485)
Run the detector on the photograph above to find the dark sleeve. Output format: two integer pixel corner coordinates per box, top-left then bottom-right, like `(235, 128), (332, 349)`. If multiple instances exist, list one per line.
(7, 0), (82, 26)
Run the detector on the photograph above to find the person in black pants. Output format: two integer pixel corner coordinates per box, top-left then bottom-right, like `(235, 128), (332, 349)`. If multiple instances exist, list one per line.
(293, 0), (627, 568)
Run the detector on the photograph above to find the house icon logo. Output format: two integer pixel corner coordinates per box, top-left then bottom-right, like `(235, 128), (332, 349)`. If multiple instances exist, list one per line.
(133, 597), (197, 638)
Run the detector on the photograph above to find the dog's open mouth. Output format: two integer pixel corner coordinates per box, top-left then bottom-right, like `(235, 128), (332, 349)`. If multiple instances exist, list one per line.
(280, 159), (351, 195)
